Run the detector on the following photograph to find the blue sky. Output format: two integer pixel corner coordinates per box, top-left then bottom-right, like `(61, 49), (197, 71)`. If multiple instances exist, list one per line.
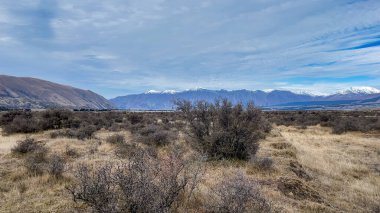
(0, 0), (379, 98)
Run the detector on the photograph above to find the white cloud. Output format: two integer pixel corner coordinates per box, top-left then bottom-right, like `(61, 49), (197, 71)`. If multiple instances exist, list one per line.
(0, 0), (379, 97)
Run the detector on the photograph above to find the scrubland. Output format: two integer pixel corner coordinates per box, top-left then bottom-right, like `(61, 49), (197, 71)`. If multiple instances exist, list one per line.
(0, 104), (379, 213)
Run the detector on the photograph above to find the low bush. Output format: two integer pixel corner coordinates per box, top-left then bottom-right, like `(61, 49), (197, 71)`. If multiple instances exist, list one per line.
(48, 154), (66, 178)
(11, 138), (45, 155)
(138, 125), (158, 136)
(76, 124), (97, 140)
(148, 130), (171, 146)
(11, 138), (49, 175)
(50, 125), (97, 140)
(68, 147), (203, 213)
(114, 143), (138, 158)
(127, 113), (144, 125)
(106, 134), (125, 144)
(265, 110), (380, 134)
(332, 117), (371, 134)
(0, 110), (127, 135)
(68, 163), (116, 212)
(1, 110), (75, 134)
(2, 114), (40, 134)
(176, 99), (271, 160)
(23, 147), (48, 176)
(50, 129), (77, 138)
(251, 157), (273, 171)
(210, 172), (271, 213)
(137, 125), (174, 146)
(65, 145), (80, 158)
(0, 110), (187, 137)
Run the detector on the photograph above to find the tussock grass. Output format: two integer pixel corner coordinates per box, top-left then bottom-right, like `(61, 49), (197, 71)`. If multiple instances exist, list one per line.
(0, 120), (379, 212)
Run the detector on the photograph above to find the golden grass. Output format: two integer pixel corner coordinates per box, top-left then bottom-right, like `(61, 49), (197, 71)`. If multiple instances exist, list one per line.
(0, 126), (379, 212)
(278, 125), (380, 212)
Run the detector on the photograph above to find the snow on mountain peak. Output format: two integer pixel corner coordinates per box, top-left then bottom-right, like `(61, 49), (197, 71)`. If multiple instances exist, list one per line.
(293, 90), (328, 96)
(145, 90), (177, 94)
(144, 87), (380, 96)
(338, 86), (380, 95)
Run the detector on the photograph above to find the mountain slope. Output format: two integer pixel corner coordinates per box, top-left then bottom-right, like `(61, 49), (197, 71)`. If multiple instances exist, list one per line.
(110, 88), (380, 110)
(110, 89), (318, 110)
(0, 75), (113, 109)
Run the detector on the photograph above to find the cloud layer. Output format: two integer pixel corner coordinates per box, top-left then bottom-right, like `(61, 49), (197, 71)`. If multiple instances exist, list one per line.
(0, 0), (379, 97)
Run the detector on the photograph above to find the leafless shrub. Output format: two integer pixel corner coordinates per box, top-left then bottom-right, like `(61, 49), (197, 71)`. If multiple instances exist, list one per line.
(266, 110), (380, 134)
(2, 113), (41, 134)
(68, 164), (118, 213)
(76, 124), (97, 140)
(11, 138), (49, 175)
(23, 147), (48, 176)
(88, 144), (99, 155)
(65, 145), (79, 158)
(114, 143), (138, 158)
(1, 110), (73, 134)
(138, 124), (158, 136)
(48, 154), (66, 178)
(251, 157), (273, 171)
(11, 138), (45, 155)
(210, 172), (271, 213)
(68, 146), (203, 213)
(50, 131), (60, 139)
(50, 129), (76, 139)
(108, 123), (122, 132)
(150, 130), (171, 146)
(0, 111), (185, 137)
(127, 113), (144, 125)
(137, 125), (175, 146)
(106, 134), (125, 144)
(50, 125), (97, 140)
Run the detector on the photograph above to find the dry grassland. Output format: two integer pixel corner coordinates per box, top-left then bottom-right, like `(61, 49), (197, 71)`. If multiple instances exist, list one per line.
(0, 125), (379, 212)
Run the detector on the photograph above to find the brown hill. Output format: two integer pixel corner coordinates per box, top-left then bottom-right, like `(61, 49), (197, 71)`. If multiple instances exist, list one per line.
(0, 75), (113, 109)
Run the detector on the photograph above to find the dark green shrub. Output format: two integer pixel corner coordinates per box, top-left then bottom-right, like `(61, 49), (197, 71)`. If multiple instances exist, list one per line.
(176, 99), (271, 160)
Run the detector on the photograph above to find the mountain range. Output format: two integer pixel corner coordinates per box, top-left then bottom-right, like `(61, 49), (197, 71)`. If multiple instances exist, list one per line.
(110, 87), (380, 110)
(0, 75), (113, 109)
(0, 75), (379, 110)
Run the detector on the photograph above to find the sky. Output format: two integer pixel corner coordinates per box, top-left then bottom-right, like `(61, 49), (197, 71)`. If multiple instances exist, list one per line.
(0, 0), (380, 98)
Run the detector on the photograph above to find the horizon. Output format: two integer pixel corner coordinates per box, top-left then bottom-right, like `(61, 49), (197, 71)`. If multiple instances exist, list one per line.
(3, 73), (380, 99)
(0, 1), (380, 98)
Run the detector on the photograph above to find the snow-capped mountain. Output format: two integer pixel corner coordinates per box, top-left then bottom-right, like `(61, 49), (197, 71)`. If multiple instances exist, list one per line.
(110, 86), (380, 110)
(337, 86), (380, 95)
(145, 90), (178, 94)
(323, 86), (380, 102)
